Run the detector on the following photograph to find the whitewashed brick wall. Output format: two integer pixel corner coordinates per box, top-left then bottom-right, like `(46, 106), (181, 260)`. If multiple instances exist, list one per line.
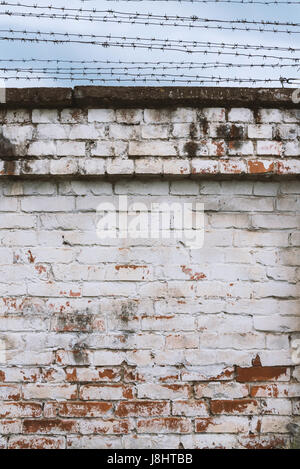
(0, 92), (299, 449)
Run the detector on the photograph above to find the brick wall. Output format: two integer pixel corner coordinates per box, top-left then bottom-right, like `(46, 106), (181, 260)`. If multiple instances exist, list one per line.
(0, 87), (299, 449)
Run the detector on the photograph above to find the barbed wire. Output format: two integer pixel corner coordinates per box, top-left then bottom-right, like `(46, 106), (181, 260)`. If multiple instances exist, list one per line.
(0, 71), (288, 84)
(1, 5), (299, 33)
(1, 2), (300, 27)
(81, 0), (300, 4)
(0, 58), (299, 66)
(0, 60), (299, 70)
(1, 29), (299, 53)
(2, 36), (298, 61)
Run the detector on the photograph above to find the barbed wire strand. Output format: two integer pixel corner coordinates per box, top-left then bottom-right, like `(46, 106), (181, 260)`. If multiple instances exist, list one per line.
(1, 2), (300, 27)
(81, 0), (300, 4)
(1, 9), (299, 33)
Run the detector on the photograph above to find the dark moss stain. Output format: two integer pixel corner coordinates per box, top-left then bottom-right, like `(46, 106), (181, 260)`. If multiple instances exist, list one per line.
(189, 122), (197, 140)
(183, 141), (198, 158)
(199, 117), (209, 135)
(57, 313), (93, 332)
(3, 160), (16, 175)
(216, 124), (244, 140)
(0, 133), (16, 158)
(22, 160), (32, 174)
(119, 300), (138, 324)
(253, 108), (260, 124)
(274, 128), (282, 142)
(228, 140), (244, 151)
(72, 341), (89, 364)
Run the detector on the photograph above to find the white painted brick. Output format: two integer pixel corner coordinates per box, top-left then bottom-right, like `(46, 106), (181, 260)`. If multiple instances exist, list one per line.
(109, 124), (140, 140)
(116, 109), (143, 124)
(28, 141), (56, 156)
(284, 141), (300, 156)
(202, 108), (226, 122)
(106, 158), (134, 174)
(6, 109), (30, 123)
(56, 141), (85, 157)
(257, 140), (282, 156)
(134, 157), (163, 175)
(21, 196), (74, 212)
(228, 108), (254, 123)
(141, 124), (169, 139)
(91, 142), (114, 157)
(248, 124), (273, 139)
(259, 109), (283, 123)
(32, 109), (59, 123)
(129, 141), (177, 157)
(88, 109), (115, 123)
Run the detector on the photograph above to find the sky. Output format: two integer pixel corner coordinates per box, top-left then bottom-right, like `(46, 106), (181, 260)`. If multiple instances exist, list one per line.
(0, 0), (299, 87)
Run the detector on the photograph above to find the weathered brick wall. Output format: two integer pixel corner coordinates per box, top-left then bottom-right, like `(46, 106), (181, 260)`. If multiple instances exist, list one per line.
(0, 87), (299, 449)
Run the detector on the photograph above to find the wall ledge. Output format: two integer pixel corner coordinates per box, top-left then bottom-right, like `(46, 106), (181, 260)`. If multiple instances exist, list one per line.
(0, 87), (299, 109)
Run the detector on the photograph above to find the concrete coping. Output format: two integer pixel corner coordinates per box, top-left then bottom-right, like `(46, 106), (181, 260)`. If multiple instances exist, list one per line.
(0, 87), (299, 109)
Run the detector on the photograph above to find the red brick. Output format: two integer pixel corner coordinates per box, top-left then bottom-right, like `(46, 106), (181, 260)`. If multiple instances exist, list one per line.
(79, 419), (131, 435)
(8, 436), (65, 449)
(57, 402), (113, 417)
(23, 419), (78, 434)
(0, 384), (21, 400)
(210, 399), (259, 415)
(115, 401), (170, 417)
(236, 366), (289, 383)
(137, 418), (192, 434)
(0, 402), (42, 418)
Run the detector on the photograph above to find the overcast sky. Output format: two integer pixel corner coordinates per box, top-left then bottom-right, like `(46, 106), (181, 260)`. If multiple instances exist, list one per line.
(0, 0), (298, 87)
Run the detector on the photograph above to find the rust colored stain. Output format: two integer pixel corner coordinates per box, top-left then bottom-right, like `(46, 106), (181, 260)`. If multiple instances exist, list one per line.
(212, 141), (225, 156)
(115, 401), (167, 417)
(239, 435), (285, 450)
(252, 354), (262, 367)
(8, 437), (63, 450)
(221, 161), (242, 174)
(98, 369), (118, 380)
(248, 160), (274, 174)
(159, 374), (180, 382)
(236, 366), (288, 383)
(195, 418), (213, 432)
(23, 419), (76, 433)
(34, 265), (46, 274)
(69, 290), (81, 297)
(122, 386), (134, 399)
(27, 250), (36, 264)
(58, 402), (112, 417)
(211, 399), (258, 414)
(115, 265), (147, 270)
(181, 265), (206, 281)
(124, 368), (145, 383)
(65, 368), (77, 382)
(0, 370), (5, 381)
(212, 368), (234, 381)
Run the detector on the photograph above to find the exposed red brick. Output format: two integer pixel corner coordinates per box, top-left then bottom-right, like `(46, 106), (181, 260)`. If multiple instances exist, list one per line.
(57, 402), (112, 418)
(115, 401), (170, 417)
(137, 417), (191, 434)
(211, 399), (259, 415)
(23, 419), (78, 434)
(236, 366), (289, 383)
(8, 436), (65, 450)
